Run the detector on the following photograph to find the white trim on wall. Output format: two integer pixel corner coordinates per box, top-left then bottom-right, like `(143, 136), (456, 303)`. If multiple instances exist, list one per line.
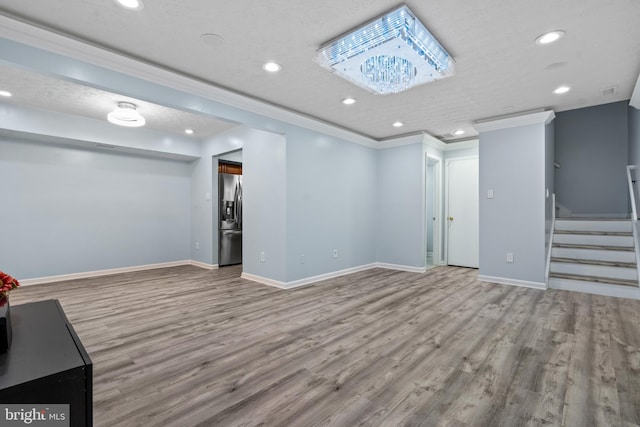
(474, 111), (556, 133)
(190, 260), (218, 270)
(375, 263), (427, 273)
(18, 260), (209, 286)
(478, 275), (547, 290)
(242, 262), (426, 290)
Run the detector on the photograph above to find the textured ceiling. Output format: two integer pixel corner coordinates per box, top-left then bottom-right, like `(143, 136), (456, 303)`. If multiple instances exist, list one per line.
(0, 64), (238, 139)
(0, 0), (638, 141)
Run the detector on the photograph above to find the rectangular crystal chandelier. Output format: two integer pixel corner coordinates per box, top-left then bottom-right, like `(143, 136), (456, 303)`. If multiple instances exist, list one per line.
(317, 4), (455, 95)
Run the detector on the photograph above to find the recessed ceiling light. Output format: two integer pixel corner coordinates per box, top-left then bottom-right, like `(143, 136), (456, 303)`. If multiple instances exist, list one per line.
(263, 62), (281, 73)
(553, 85), (571, 95)
(535, 30), (565, 45)
(185, 129), (194, 135)
(0, 90), (12, 97)
(341, 97), (356, 105)
(115, 0), (143, 10)
(393, 121), (404, 128)
(452, 129), (465, 136)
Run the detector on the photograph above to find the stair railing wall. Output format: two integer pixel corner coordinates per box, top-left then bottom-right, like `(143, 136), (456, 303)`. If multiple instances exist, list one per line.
(626, 165), (640, 285)
(545, 193), (556, 284)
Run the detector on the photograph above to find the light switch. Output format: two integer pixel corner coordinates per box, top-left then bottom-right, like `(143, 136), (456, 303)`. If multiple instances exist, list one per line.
(206, 192), (211, 201)
(487, 189), (495, 199)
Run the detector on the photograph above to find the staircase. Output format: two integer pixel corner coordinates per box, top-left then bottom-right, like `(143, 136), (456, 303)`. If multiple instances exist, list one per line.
(548, 219), (640, 297)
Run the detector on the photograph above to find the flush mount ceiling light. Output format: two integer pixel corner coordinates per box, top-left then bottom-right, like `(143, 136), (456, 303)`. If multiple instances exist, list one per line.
(452, 129), (465, 136)
(553, 85), (571, 95)
(263, 62), (281, 72)
(107, 102), (146, 127)
(393, 121), (404, 127)
(341, 97), (357, 105)
(535, 30), (565, 45)
(0, 90), (12, 97)
(317, 5), (454, 95)
(115, 0), (143, 10)
(185, 129), (194, 135)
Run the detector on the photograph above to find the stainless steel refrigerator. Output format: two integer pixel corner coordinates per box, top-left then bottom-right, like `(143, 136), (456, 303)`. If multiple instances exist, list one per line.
(218, 173), (242, 266)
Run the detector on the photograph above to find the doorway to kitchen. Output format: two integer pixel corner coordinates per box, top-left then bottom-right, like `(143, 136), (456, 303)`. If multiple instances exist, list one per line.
(215, 150), (243, 269)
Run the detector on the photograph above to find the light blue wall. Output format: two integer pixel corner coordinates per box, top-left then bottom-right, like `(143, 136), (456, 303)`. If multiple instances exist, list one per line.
(243, 132), (287, 281)
(377, 142), (425, 268)
(555, 101), (629, 215)
(285, 130), (377, 281)
(479, 124), (547, 284)
(0, 138), (191, 279)
(190, 126), (282, 272)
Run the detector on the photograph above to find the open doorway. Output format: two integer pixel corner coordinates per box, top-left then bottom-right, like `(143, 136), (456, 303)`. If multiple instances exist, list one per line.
(426, 155), (441, 269)
(215, 151), (243, 268)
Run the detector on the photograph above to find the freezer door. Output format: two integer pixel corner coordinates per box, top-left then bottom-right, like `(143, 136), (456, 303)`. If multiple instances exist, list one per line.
(219, 230), (242, 266)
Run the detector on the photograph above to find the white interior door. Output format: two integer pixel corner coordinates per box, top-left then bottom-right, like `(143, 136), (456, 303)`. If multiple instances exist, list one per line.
(447, 157), (479, 268)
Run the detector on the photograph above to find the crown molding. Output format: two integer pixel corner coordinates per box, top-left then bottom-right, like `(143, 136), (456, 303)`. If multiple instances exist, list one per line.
(474, 110), (555, 133)
(377, 133), (426, 149)
(0, 14), (380, 148)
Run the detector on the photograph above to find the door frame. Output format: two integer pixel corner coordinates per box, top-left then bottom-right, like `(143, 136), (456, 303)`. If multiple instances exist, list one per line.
(444, 155), (479, 266)
(425, 154), (442, 266)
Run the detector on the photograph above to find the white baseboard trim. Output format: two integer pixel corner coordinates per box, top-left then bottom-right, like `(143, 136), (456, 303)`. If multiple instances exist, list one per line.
(242, 262), (428, 290)
(20, 259), (427, 289)
(20, 260), (194, 286)
(376, 263), (427, 273)
(190, 260), (218, 270)
(240, 273), (288, 289)
(478, 275), (547, 290)
(286, 264), (378, 289)
(242, 264), (379, 290)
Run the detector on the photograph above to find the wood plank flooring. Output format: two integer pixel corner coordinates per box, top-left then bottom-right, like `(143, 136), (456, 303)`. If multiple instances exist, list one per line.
(8, 265), (640, 426)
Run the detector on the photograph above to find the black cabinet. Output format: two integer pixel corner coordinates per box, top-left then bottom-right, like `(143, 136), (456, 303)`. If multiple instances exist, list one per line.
(0, 300), (92, 427)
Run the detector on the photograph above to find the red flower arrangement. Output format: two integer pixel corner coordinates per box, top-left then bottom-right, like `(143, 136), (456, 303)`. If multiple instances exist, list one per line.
(0, 271), (20, 306)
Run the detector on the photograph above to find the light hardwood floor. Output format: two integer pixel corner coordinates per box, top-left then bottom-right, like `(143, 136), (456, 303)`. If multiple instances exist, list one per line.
(9, 265), (640, 426)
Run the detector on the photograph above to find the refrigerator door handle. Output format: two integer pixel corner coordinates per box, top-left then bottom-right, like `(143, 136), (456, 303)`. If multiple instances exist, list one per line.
(233, 181), (239, 224)
(221, 229), (242, 235)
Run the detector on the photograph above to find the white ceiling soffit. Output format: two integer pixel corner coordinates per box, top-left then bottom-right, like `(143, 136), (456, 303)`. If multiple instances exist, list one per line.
(0, 14), (379, 148)
(474, 110), (556, 133)
(0, 1), (638, 144)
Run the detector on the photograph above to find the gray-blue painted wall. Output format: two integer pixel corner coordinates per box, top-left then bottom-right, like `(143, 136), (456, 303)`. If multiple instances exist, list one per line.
(555, 101), (629, 215)
(376, 143), (425, 268)
(479, 124), (547, 285)
(285, 128), (378, 281)
(0, 138), (191, 279)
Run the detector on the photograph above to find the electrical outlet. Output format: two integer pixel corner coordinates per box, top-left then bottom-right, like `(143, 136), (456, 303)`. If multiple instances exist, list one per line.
(195, 241), (199, 250)
(333, 249), (338, 258)
(506, 252), (514, 263)
(487, 189), (495, 199)
(300, 254), (305, 264)
(260, 251), (265, 262)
